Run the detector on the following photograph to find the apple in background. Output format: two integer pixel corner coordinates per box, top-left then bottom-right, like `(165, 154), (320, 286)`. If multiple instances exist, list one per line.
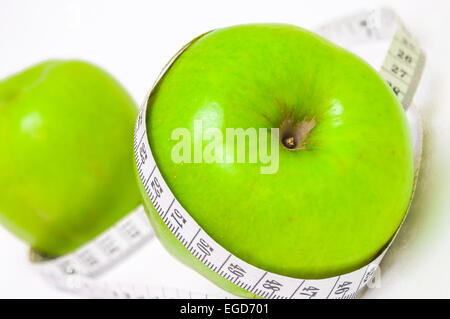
(0, 60), (141, 257)
(139, 24), (415, 298)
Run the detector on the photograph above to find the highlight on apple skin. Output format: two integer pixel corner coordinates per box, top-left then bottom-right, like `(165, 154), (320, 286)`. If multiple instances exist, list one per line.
(0, 60), (141, 257)
(139, 23), (415, 298)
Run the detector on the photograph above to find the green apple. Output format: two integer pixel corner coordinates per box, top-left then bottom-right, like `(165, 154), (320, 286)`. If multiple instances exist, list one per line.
(138, 24), (414, 298)
(0, 60), (141, 257)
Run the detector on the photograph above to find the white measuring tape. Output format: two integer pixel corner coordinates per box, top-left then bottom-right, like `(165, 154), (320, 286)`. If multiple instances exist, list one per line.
(31, 7), (425, 299)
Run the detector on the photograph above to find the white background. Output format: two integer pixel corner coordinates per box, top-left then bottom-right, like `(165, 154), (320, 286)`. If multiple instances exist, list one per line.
(0, 0), (449, 299)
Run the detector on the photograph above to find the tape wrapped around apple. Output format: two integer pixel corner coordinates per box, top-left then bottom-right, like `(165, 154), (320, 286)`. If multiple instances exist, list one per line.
(0, 60), (141, 257)
(139, 24), (415, 298)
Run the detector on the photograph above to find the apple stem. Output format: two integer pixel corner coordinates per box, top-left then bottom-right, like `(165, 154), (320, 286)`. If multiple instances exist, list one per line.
(282, 136), (297, 149)
(279, 111), (317, 151)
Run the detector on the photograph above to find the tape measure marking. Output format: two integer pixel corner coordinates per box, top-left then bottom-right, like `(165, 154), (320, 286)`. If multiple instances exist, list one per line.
(30, 206), (153, 277)
(380, 28), (425, 108)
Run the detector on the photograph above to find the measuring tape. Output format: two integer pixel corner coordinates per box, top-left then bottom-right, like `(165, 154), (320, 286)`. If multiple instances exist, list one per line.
(31, 7), (425, 299)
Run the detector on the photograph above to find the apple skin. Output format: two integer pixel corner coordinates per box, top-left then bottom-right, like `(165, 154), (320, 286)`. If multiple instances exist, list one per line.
(0, 60), (141, 257)
(139, 24), (414, 298)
